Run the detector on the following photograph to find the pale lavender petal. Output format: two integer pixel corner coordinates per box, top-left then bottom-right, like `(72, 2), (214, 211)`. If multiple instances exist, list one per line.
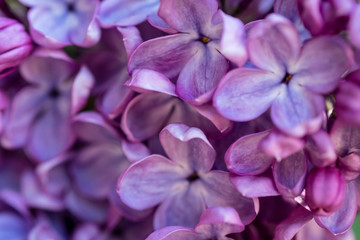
(128, 34), (197, 78)
(219, 11), (247, 67)
(65, 189), (108, 223)
(193, 104), (232, 134)
(72, 223), (101, 240)
(292, 37), (350, 94)
(0, 212), (28, 239)
(202, 171), (258, 225)
(158, 0), (218, 33)
(71, 65), (94, 115)
(121, 140), (151, 163)
(99, 0), (160, 27)
(0, 190), (30, 219)
(176, 44), (228, 104)
(273, 206), (313, 240)
(259, 129), (305, 160)
(230, 173), (280, 198)
(159, 123), (216, 174)
(306, 130), (337, 168)
(117, 155), (187, 210)
(315, 182), (358, 235)
(19, 0), (57, 6)
(247, 14), (301, 73)
(273, 151), (307, 198)
(213, 68), (281, 121)
(226, 131), (274, 175)
(349, 4), (360, 49)
(121, 93), (177, 142)
(125, 69), (176, 96)
(117, 26), (143, 57)
(79, 19), (101, 48)
(271, 84), (324, 137)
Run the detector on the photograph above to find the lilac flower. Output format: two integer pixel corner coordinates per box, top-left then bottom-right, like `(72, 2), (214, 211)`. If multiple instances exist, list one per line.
(128, 0), (247, 105)
(19, 0), (100, 48)
(2, 49), (94, 161)
(214, 13), (350, 137)
(0, 17), (32, 78)
(117, 123), (258, 229)
(146, 207), (244, 240)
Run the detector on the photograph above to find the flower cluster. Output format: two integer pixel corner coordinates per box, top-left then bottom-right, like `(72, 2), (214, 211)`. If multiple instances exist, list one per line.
(0, 0), (359, 239)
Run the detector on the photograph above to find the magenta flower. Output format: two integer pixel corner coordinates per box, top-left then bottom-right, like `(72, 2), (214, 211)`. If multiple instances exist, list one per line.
(117, 123), (258, 229)
(146, 207), (245, 240)
(214, 13), (350, 137)
(0, 17), (32, 78)
(19, 0), (100, 48)
(128, 0), (247, 105)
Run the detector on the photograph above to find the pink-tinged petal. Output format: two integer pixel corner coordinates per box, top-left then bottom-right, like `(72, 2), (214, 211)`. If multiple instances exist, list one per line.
(247, 14), (301, 73)
(214, 68), (282, 121)
(121, 140), (150, 163)
(202, 171), (259, 225)
(21, 170), (65, 211)
(159, 123), (216, 174)
(128, 34), (198, 78)
(65, 189), (108, 223)
(20, 50), (76, 85)
(154, 182), (206, 229)
(125, 69), (176, 96)
(29, 23), (68, 49)
(1, 88), (45, 149)
(219, 11), (247, 67)
(273, 206), (313, 240)
(176, 44), (228, 104)
(99, 0), (159, 27)
(349, 4), (360, 49)
(71, 144), (129, 199)
(0, 45), (32, 78)
(117, 26), (143, 57)
(158, 0), (218, 33)
(0, 212), (28, 239)
(292, 37), (350, 94)
(330, 120), (360, 157)
(78, 19), (101, 48)
(230, 172), (280, 198)
(26, 98), (74, 161)
(306, 130), (337, 168)
(72, 223), (101, 240)
(193, 104), (232, 134)
(28, 221), (63, 240)
(71, 65), (94, 115)
(117, 155), (187, 211)
(297, 0), (323, 36)
(259, 129), (305, 161)
(146, 227), (199, 240)
(315, 182), (358, 235)
(121, 93), (177, 142)
(226, 131), (274, 175)
(195, 207), (244, 237)
(271, 84), (324, 137)
(0, 190), (30, 219)
(273, 151), (307, 198)
(73, 111), (121, 143)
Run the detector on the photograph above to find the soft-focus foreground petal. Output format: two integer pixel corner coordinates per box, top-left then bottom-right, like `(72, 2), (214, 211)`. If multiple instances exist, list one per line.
(292, 37), (350, 94)
(214, 68), (281, 121)
(226, 131), (274, 175)
(159, 123), (215, 174)
(117, 155), (187, 211)
(0, 212), (28, 240)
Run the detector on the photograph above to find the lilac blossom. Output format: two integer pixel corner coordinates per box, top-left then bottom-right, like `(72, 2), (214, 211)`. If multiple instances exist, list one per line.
(117, 123), (258, 229)
(19, 0), (100, 48)
(214, 13), (350, 137)
(127, 0), (247, 104)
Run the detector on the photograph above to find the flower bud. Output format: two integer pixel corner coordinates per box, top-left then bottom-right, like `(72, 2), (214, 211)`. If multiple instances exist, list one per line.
(305, 167), (346, 216)
(0, 17), (32, 78)
(339, 152), (360, 181)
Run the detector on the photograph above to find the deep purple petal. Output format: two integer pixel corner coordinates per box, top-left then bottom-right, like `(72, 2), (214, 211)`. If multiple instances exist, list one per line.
(273, 151), (307, 198)
(117, 155), (187, 210)
(213, 68), (281, 121)
(225, 131), (274, 175)
(292, 37), (350, 94)
(159, 123), (216, 174)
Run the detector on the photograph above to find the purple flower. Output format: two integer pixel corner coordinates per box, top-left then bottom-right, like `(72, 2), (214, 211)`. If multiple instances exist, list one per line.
(19, 0), (100, 48)
(117, 123), (258, 229)
(0, 17), (32, 78)
(146, 207), (245, 240)
(128, 0), (247, 105)
(214, 13), (350, 137)
(2, 49), (94, 161)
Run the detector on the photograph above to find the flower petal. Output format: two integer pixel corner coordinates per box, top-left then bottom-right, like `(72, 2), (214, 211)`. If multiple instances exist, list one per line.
(213, 68), (281, 121)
